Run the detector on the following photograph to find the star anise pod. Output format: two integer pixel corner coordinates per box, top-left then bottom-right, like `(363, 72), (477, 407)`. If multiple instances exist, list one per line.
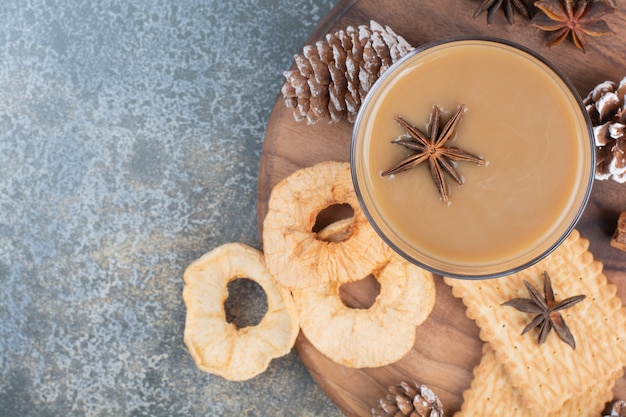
(531, 0), (617, 53)
(473, 0), (532, 24)
(381, 104), (487, 205)
(502, 271), (586, 349)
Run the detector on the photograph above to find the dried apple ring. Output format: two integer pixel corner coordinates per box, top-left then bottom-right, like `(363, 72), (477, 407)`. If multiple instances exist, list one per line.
(293, 251), (436, 368)
(263, 161), (390, 289)
(182, 243), (299, 381)
(316, 217), (353, 243)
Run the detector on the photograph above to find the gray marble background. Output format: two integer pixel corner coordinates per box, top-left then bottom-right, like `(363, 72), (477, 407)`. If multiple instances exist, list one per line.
(0, 0), (346, 415)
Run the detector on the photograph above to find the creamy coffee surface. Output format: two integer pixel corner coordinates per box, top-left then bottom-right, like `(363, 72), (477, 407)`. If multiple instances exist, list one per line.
(358, 41), (589, 268)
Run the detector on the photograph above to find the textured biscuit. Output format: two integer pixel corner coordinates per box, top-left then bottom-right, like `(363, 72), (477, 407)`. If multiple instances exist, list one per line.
(454, 344), (618, 417)
(444, 230), (626, 415)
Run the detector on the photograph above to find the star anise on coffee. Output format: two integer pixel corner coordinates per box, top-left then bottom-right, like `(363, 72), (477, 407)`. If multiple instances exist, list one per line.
(381, 104), (486, 205)
(502, 271), (586, 349)
(473, 0), (532, 25)
(531, 0), (617, 53)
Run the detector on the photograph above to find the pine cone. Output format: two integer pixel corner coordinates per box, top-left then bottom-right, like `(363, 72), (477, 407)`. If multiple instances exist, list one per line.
(583, 76), (626, 182)
(372, 381), (443, 417)
(281, 20), (414, 125)
(605, 400), (626, 417)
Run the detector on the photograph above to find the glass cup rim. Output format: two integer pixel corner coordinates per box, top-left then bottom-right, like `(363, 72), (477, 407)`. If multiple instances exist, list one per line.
(350, 36), (595, 280)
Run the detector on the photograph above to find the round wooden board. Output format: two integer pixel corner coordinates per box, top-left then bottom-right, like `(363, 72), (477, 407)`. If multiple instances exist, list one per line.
(257, 1), (626, 415)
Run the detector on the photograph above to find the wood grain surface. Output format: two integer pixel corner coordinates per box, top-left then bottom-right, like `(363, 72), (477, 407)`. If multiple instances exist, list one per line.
(256, 0), (626, 415)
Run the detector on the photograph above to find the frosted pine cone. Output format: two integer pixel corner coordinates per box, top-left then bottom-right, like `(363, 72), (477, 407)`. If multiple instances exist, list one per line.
(281, 20), (414, 125)
(605, 400), (626, 417)
(372, 381), (443, 417)
(584, 77), (626, 182)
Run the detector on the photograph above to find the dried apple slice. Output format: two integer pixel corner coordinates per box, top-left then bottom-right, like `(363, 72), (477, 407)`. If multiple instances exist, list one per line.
(263, 161), (391, 289)
(183, 243), (299, 381)
(293, 251), (436, 368)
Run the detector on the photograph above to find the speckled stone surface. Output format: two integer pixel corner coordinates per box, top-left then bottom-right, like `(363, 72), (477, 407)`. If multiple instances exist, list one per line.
(0, 0), (344, 415)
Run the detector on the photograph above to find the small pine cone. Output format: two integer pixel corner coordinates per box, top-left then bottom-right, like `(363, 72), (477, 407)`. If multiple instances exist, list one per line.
(281, 20), (414, 125)
(583, 77), (626, 182)
(371, 381), (443, 417)
(605, 400), (626, 417)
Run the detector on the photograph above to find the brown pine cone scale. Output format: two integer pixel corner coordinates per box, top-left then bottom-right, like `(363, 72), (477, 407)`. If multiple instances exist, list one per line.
(605, 400), (626, 417)
(281, 20), (414, 125)
(372, 381), (443, 417)
(584, 76), (626, 182)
